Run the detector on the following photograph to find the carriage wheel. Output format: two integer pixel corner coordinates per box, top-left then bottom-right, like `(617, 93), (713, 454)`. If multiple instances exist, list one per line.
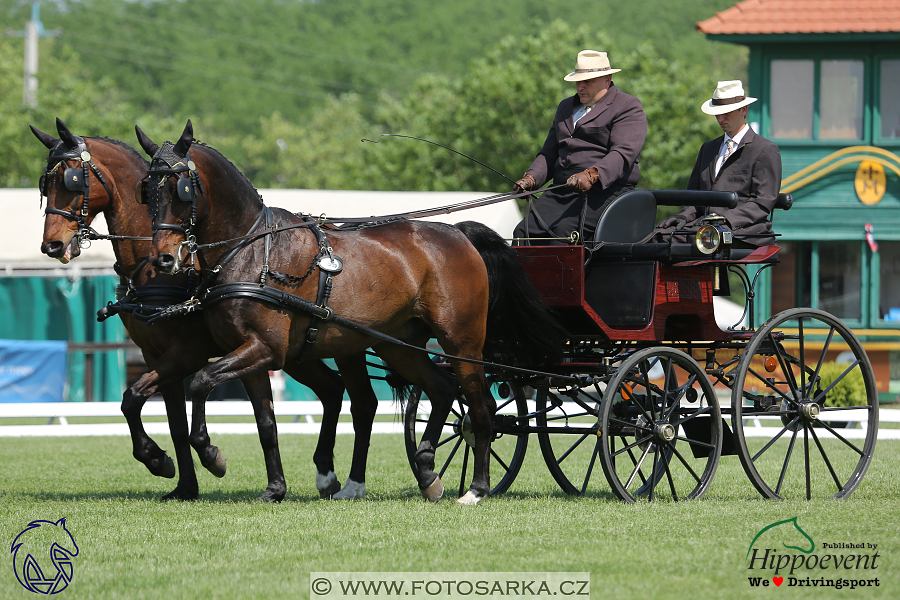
(598, 347), (722, 503)
(403, 380), (529, 497)
(730, 308), (878, 500)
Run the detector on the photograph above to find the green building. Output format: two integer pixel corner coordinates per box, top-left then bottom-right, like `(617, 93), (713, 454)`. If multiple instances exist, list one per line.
(698, 0), (900, 400)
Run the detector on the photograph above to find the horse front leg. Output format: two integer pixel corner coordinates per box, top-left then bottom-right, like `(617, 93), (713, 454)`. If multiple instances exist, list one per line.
(283, 360), (345, 498)
(187, 379), (228, 478)
(159, 382), (200, 501)
(121, 369), (175, 479)
(190, 348), (284, 502)
(332, 353), (378, 500)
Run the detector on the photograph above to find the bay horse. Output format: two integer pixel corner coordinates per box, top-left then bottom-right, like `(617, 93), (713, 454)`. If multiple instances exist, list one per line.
(138, 121), (562, 504)
(30, 119), (363, 501)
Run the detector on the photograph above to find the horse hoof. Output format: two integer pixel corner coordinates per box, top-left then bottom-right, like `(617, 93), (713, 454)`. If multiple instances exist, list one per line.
(200, 446), (227, 478)
(148, 455), (176, 479)
(421, 477), (444, 503)
(333, 479), (366, 500)
(162, 486), (198, 501)
(316, 471), (341, 499)
(259, 489), (285, 503)
(457, 490), (484, 506)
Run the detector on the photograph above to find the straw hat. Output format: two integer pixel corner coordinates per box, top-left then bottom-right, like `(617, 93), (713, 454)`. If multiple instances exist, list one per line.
(701, 80), (757, 115)
(563, 50), (621, 82)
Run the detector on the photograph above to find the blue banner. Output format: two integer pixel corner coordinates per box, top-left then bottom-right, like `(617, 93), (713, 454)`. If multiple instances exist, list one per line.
(0, 339), (68, 403)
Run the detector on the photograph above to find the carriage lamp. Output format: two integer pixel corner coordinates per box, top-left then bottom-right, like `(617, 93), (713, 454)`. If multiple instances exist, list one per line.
(695, 213), (733, 255)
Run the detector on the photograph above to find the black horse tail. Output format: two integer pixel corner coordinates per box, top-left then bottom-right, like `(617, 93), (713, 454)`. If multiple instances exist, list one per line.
(456, 221), (566, 370)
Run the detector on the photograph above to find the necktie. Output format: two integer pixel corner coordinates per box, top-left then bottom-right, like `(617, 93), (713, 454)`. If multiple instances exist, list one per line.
(723, 139), (736, 162)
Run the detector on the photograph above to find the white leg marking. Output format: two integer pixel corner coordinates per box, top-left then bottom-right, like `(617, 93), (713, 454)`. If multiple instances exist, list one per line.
(316, 470), (338, 491)
(333, 478), (366, 500)
(456, 490), (483, 506)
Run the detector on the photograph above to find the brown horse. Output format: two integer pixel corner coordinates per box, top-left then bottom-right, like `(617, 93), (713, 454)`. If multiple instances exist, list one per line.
(138, 121), (562, 504)
(30, 119), (356, 502)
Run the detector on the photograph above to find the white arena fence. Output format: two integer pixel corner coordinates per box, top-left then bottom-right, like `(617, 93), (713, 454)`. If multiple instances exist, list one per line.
(1, 400), (898, 439)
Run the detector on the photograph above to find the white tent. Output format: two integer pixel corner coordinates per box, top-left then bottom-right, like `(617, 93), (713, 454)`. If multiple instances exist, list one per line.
(1, 188), (523, 273)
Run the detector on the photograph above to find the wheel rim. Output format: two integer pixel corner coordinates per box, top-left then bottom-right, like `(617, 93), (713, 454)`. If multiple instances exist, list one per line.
(600, 347), (722, 503)
(403, 382), (529, 497)
(730, 308), (879, 500)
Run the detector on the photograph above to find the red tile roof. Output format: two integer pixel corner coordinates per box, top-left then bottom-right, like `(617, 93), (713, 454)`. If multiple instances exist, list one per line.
(697, 0), (900, 35)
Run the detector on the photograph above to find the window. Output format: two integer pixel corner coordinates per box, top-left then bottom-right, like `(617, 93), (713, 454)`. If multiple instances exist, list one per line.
(819, 60), (864, 140)
(770, 241), (861, 322)
(818, 242), (861, 319)
(769, 58), (865, 140)
(770, 60), (814, 139)
(879, 242), (900, 322)
(880, 60), (900, 139)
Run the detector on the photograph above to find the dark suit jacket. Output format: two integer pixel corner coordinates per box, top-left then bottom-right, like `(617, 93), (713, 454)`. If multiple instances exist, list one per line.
(525, 84), (647, 189)
(677, 127), (782, 246)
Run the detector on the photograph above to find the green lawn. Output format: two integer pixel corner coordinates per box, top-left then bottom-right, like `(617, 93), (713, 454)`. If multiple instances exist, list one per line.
(1, 434), (897, 599)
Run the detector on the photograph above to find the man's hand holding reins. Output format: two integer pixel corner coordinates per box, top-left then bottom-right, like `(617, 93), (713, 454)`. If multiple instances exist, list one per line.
(566, 167), (600, 193)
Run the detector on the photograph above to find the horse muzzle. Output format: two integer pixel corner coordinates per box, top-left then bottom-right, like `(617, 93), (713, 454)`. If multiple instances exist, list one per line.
(41, 238), (80, 264)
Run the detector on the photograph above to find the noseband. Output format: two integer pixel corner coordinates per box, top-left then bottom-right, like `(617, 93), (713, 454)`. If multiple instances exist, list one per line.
(41, 136), (115, 248)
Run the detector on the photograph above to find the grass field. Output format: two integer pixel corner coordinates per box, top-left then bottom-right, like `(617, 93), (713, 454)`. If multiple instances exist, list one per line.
(1, 433), (897, 599)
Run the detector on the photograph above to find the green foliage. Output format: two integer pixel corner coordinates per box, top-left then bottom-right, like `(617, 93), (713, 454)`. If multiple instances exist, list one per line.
(818, 361), (867, 407)
(1, 0), (745, 192)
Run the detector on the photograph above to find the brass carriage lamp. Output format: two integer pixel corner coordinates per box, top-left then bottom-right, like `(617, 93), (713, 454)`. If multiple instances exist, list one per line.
(695, 213), (733, 255)
(696, 213), (733, 292)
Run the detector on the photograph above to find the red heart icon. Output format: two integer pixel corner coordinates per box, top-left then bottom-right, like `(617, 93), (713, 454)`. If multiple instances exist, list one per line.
(773, 577), (783, 586)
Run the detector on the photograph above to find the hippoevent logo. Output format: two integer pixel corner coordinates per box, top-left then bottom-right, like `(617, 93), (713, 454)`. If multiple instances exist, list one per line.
(746, 517), (881, 590)
(10, 518), (79, 594)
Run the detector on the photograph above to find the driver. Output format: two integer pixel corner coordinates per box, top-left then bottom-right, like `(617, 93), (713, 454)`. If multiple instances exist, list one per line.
(654, 80), (782, 248)
(511, 50), (647, 245)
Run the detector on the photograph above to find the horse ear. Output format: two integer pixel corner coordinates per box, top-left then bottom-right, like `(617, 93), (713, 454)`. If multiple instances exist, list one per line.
(30, 125), (58, 149)
(135, 125), (160, 157)
(173, 119), (193, 156)
(56, 118), (79, 149)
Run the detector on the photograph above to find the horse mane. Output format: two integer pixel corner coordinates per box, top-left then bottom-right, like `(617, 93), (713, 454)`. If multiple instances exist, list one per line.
(87, 136), (149, 167)
(191, 139), (261, 198)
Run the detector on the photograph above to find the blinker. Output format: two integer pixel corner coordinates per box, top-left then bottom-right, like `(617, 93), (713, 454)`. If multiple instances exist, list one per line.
(63, 168), (86, 192)
(176, 177), (194, 201)
(135, 177), (151, 205)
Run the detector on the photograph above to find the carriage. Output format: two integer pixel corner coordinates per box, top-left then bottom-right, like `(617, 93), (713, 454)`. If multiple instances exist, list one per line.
(403, 188), (879, 503)
(34, 120), (878, 504)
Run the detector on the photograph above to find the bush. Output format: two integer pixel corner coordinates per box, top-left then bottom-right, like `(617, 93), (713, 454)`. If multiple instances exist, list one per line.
(817, 361), (866, 407)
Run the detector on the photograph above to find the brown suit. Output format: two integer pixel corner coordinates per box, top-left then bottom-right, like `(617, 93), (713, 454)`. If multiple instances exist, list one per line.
(513, 84), (647, 244)
(666, 127), (782, 247)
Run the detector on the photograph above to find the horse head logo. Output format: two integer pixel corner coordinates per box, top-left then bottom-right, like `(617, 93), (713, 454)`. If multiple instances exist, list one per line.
(10, 518), (79, 594)
(747, 516), (815, 560)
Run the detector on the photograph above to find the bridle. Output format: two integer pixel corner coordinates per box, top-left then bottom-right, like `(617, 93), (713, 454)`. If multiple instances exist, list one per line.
(41, 136), (116, 249)
(137, 141), (206, 272)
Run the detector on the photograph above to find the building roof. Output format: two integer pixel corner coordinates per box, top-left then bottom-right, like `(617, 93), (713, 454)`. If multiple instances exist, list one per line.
(697, 0), (900, 36)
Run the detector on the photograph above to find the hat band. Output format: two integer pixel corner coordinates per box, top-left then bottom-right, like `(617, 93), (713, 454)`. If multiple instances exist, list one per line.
(711, 95), (745, 106)
(573, 67), (613, 74)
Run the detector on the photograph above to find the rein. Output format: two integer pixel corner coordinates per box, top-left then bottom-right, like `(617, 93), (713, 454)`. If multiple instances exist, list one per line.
(185, 184), (565, 253)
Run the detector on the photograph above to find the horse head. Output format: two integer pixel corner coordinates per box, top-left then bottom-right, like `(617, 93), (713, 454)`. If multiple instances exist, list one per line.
(30, 118), (146, 263)
(138, 120), (259, 275)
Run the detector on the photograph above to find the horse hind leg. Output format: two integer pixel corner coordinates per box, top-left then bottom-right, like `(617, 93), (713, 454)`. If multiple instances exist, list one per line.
(452, 360), (494, 506)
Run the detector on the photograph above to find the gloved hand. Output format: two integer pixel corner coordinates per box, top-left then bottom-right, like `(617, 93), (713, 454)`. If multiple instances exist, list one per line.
(657, 215), (688, 229)
(566, 167), (600, 193)
(513, 173), (536, 193)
